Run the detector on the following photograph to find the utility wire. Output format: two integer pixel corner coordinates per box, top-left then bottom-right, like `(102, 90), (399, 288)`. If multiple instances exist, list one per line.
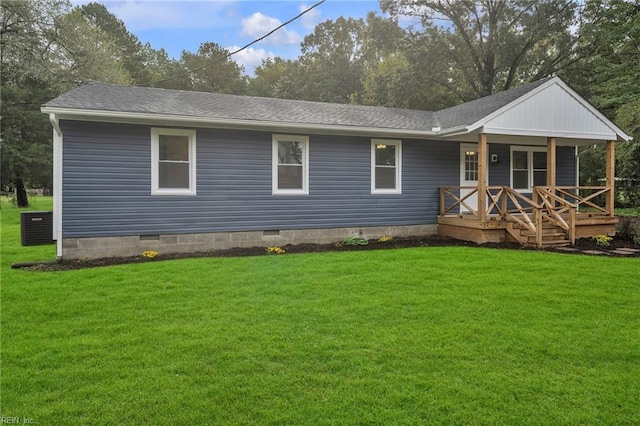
(138, 0), (325, 87)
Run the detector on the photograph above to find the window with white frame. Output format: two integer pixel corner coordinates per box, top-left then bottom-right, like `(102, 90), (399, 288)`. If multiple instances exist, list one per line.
(372, 139), (402, 194)
(511, 147), (547, 191)
(272, 134), (309, 195)
(151, 128), (196, 195)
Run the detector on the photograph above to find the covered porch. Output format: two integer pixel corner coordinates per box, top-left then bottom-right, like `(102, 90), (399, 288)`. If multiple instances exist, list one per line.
(438, 134), (618, 248)
(434, 77), (630, 248)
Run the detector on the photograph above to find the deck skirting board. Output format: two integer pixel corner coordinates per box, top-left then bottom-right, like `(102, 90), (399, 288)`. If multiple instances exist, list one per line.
(437, 223), (507, 244)
(438, 215), (617, 246)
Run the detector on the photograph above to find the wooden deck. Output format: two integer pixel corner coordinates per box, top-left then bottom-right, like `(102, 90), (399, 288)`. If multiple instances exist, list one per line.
(438, 186), (618, 248)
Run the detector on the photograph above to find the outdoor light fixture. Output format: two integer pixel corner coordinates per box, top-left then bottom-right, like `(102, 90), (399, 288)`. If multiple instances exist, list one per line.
(376, 144), (387, 149)
(491, 153), (499, 163)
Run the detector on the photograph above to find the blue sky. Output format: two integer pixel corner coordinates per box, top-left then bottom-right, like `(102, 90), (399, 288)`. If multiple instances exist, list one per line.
(73, 0), (384, 75)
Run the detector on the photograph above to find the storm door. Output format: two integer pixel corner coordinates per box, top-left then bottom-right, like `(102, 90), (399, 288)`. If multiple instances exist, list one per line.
(460, 144), (479, 213)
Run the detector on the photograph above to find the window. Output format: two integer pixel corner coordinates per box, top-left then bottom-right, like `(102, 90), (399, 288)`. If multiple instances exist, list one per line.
(464, 149), (478, 181)
(272, 134), (309, 195)
(372, 139), (402, 194)
(151, 128), (196, 195)
(510, 147), (547, 191)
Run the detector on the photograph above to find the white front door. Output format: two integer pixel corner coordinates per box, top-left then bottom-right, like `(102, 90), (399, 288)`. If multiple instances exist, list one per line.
(460, 144), (478, 213)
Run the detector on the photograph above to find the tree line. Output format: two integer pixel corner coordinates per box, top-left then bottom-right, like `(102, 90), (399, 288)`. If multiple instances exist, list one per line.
(2, 0), (638, 207)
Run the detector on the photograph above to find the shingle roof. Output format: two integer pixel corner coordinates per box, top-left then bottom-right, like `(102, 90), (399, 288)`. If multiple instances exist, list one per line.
(433, 77), (551, 129)
(43, 77), (552, 132)
(44, 82), (439, 131)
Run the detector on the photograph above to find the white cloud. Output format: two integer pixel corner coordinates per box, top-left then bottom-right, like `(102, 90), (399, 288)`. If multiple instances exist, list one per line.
(241, 12), (301, 46)
(227, 45), (275, 76)
(299, 3), (321, 30)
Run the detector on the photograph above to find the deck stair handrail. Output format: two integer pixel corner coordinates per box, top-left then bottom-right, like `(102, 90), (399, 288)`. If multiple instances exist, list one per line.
(500, 186), (540, 233)
(534, 187), (576, 245)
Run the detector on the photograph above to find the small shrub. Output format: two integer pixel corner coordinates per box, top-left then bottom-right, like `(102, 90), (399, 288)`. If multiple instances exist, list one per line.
(616, 217), (638, 241)
(592, 234), (613, 247)
(342, 236), (369, 246)
(142, 250), (159, 259)
(377, 236), (393, 243)
(266, 246), (285, 254)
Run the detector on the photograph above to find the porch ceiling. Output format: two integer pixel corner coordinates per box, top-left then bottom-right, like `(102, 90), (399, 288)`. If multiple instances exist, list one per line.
(445, 132), (613, 146)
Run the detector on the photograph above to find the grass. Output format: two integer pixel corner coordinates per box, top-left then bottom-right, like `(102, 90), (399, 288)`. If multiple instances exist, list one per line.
(1, 198), (639, 424)
(617, 207), (640, 216)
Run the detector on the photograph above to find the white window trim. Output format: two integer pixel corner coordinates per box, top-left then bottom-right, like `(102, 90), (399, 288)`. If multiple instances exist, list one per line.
(151, 128), (197, 196)
(272, 134), (309, 195)
(371, 139), (402, 194)
(510, 146), (547, 192)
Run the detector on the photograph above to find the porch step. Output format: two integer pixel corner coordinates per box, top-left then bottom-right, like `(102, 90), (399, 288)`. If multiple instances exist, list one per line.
(539, 239), (571, 247)
(506, 221), (571, 248)
(521, 231), (566, 239)
(510, 221), (563, 230)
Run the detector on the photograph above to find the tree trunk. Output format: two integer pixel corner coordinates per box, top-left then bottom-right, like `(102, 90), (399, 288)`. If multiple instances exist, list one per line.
(16, 176), (29, 207)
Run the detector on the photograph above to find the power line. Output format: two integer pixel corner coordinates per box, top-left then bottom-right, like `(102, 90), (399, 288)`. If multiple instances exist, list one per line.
(138, 0), (325, 87)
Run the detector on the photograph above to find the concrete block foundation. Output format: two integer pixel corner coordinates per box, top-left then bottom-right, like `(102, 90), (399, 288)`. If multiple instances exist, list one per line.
(61, 224), (438, 259)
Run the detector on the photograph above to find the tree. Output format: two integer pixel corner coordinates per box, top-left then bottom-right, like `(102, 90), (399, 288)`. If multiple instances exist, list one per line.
(141, 44), (192, 90)
(259, 13), (406, 105)
(572, 0), (640, 205)
(381, 0), (585, 102)
(180, 42), (247, 94)
(0, 0), (69, 206)
(278, 16), (368, 103)
(248, 57), (293, 97)
(56, 8), (131, 85)
(77, 2), (148, 84)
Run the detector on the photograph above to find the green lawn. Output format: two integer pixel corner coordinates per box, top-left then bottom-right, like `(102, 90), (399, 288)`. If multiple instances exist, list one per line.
(1, 198), (639, 424)
(617, 207), (640, 216)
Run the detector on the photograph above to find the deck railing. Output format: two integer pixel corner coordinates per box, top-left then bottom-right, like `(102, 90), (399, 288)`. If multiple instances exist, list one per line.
(439, 185), (612, 247)
(551, 186), (612, 215)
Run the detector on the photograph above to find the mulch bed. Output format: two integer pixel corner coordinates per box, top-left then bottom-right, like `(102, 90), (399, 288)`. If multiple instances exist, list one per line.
(12, 234), (639, 272)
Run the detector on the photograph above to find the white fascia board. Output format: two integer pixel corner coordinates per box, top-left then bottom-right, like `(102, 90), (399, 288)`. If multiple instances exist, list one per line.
(435, 125), (471, 137)
(464, 76), (631, 142)
(41, 106), (439, 140)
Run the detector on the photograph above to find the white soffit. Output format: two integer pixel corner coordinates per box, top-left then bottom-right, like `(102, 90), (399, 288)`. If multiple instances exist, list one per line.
(480, 80), (629, 141)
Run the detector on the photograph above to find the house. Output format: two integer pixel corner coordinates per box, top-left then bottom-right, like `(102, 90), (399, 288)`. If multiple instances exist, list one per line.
(41, 76), (631, 260)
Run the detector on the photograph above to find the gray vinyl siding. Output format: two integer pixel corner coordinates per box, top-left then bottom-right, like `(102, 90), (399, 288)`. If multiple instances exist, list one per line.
(61, 121), (459, 237)
(488, 144), (512, 186)
(556, 146), (577, 186)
